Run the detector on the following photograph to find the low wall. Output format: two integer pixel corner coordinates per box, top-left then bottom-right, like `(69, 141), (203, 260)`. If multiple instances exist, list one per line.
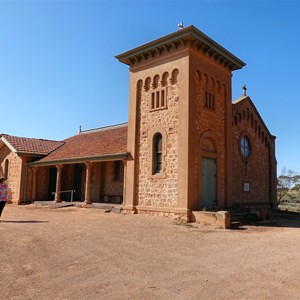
(278, 202), (300, 212)
(121, 205), (231, 228)
(191, 211), (231, 229)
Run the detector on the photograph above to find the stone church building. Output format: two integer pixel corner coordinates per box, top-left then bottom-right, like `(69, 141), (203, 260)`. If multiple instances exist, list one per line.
(0, 25), (277, 222)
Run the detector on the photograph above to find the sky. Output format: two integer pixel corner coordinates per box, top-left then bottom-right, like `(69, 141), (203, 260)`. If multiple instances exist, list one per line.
(0, 0), (299, 174)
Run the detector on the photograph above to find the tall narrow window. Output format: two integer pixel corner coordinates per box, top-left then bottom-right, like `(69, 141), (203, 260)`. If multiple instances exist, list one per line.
(161, 90), (165, 107)
(240, 136), (251, 159)
(4, 159), (9, 179)
(204, 91), (215, 111)
(153, 133), (162, 174)
(150, 87), (167, 111)
(156, 91), (160, 108)
(151, 93), (155, 109)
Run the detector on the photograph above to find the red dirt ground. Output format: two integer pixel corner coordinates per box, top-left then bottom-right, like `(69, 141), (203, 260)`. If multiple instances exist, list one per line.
(0, 204), (299, 299)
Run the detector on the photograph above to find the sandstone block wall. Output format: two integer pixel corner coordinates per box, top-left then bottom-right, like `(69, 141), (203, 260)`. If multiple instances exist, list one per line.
(134, 65), (180, 208)
(0, 146), (23, 203)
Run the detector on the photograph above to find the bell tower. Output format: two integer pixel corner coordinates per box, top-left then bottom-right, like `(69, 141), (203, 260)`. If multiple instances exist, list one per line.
(116, 25), (245, 217)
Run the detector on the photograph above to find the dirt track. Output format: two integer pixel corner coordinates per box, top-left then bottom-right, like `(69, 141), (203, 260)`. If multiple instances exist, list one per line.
(0, 204), (299, 300)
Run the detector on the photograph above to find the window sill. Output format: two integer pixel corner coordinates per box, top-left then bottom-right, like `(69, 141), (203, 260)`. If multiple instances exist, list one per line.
(150, 172), (166, 179)
(150, 106), (167, 112)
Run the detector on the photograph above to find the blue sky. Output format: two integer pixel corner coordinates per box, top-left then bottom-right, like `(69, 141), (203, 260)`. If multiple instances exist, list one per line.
(0, 0), (299, 173)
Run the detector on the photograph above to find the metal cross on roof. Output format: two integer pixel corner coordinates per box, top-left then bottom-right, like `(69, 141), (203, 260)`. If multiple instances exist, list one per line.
(242, 84), (247, 96)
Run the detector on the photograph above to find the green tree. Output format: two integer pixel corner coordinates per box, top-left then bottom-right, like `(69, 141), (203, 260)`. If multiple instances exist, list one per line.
(277, 168), (300, 203)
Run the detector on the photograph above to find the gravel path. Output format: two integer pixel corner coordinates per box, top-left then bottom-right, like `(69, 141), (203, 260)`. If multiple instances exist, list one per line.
(1, 204), (299, 299)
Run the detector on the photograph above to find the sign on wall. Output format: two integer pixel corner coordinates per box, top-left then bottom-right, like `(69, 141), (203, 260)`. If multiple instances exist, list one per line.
(243, 183), (250, 192)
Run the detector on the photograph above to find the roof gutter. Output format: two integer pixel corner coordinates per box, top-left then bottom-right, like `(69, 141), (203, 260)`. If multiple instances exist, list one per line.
(15, 152), (45, 157)
(27, 152), (129, 167)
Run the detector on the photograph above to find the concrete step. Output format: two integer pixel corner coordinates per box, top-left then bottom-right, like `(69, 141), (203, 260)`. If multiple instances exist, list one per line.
(229, 208), (262, 227)
(229, 209), (251, 222)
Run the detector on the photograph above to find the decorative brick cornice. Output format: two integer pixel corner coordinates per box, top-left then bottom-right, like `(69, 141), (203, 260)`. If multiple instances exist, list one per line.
(115, 25), (246, 71)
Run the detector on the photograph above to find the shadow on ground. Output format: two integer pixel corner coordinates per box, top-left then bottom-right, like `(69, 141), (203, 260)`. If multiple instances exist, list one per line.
(237, 210), (300, 229)
(2, 220), (49, 224)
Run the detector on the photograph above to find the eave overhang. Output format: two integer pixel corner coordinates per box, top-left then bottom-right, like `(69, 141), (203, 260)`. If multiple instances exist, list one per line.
(15, 152), (45, 158)
(0, 135), (65, 158)
(115, 25), (246, 71)
(28, 152), (129, 167)
(0, 137), (44, 156)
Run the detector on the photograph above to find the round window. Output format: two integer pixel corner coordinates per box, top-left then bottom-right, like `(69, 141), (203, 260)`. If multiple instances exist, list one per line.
(240, 136), (251, 158)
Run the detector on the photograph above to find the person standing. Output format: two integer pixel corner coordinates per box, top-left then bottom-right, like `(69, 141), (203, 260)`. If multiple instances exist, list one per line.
(0, 178), (8, 221)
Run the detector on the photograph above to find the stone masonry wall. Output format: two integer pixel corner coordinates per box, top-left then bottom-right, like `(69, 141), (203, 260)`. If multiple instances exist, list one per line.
(135, 67), (180, 208)
(0, 146), (22, 203)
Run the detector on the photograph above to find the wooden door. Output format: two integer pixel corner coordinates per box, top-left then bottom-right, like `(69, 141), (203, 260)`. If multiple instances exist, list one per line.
(202, 157), (217, 208)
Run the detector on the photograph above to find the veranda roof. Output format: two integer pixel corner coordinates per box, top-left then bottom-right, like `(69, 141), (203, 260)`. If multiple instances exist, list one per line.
(30, 123), (128, 166)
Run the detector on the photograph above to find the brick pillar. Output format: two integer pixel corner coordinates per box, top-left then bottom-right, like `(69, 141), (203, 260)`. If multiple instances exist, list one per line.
(54, 164), (63, 203)
(31, 167), (38, 202)
(84, 162), (93, 204)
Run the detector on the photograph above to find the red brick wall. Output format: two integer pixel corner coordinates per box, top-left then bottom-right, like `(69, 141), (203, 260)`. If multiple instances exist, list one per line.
(36, 167), (51, 200)
(27, 161), (124, 202)
(232, 98), (272, 206)
(103, 161), (124, 196)
(189, 52), (232, 209)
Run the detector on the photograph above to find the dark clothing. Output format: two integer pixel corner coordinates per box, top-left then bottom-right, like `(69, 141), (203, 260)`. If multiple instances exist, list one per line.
(0, 201), (6, 217)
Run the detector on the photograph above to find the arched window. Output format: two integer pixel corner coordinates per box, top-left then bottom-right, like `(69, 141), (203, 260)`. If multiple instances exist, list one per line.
(4, 159), (9, 179)
(161, 72), (169, 86)
(144, 77), (151, 91)
(240, 136), (251, 159)
(152, 74), (160, 89)
(171, 69), (179, 85)
(233, 115), (238, 126)
(136, 80), (143, 99)
(153, 133), (162, 174)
